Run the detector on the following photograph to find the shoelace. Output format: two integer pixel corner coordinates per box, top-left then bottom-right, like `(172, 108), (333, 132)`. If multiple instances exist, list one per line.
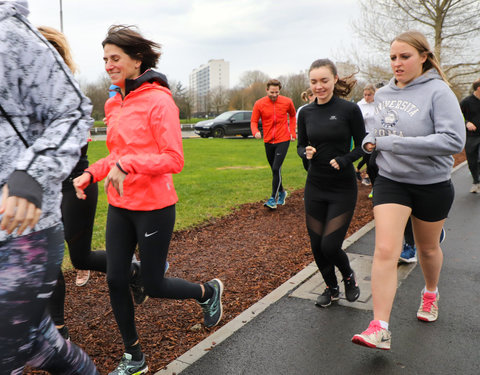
(421, 293), (437, 312)
(363, 321), (382, 335)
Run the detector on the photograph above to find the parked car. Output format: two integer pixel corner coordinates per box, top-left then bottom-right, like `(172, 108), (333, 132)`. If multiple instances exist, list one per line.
(194, 110), (260, 138)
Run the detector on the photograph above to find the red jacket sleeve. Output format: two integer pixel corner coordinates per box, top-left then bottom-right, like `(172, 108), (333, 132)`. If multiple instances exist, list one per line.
(251, 101), (261, 135)
(288, 100), (297, 139)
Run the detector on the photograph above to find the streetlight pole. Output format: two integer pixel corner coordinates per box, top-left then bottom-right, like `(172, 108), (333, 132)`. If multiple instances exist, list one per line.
(59, 0), (63, 33)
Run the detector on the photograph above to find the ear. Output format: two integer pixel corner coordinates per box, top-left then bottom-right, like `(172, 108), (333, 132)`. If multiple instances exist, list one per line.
(334, 75), (339, 84)
(420, 53), (428, 64)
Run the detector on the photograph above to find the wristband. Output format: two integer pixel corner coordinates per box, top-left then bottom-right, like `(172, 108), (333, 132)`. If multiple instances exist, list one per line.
(85, 171), (94, 184)
(116, 161), (128, 175)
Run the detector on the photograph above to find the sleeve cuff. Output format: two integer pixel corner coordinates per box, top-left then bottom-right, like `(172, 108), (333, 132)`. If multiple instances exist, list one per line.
(7, 171), (43, 208)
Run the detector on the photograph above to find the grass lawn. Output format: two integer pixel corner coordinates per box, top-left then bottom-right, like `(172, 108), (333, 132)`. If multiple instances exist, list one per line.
(87, 138), (307, 250)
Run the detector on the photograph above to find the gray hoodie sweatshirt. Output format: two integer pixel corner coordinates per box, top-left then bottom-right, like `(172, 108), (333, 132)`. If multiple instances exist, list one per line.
(362, 70), (465, 184)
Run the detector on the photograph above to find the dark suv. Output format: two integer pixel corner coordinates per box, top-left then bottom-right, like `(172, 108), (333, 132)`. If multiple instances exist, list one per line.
(194, 110), (257, 138)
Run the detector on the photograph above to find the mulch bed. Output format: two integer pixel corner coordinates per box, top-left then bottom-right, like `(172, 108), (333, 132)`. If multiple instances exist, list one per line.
(25, 152), (465, 374)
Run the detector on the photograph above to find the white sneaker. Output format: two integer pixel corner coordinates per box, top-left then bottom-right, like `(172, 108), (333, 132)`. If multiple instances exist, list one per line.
(469, 183), (480, 193)
(352, 320), (391, 350)
(417, 291), (439, 322)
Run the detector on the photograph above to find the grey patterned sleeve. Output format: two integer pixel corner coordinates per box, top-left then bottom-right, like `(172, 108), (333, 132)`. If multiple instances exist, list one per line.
(9, 16), (94, 189)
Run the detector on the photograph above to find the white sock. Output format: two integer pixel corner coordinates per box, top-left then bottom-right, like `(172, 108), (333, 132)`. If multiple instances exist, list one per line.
(379, 320), (389, 330)
(424, 287), (438, 294)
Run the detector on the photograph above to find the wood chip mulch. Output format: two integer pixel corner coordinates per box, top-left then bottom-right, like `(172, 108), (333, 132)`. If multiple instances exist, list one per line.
(25, 152), (465, 374)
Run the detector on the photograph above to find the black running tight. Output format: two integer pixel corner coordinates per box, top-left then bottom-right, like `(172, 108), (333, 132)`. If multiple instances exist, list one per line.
(264, 141), (290, 199)
(106, 204), (203, 348)
(48, 182), (105, 327)
(304, 175), (357, 288)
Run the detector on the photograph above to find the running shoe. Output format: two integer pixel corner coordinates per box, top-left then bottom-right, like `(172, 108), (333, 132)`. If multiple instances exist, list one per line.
(164, 260), (170, 274)
(344, 272), (360, 302)
(469, 183), (480, 193)
(315, 286), (340, 308)
(277, 191), (288, 205)
(75, 269), (90, 287)
(399, 243), (417, 263)
(352, 320), (391, 350)
(417, 291), (439, 322)
(130, 260), (148, 305)
(199, 278), (224, 328)
(361, 177), (371, 186)
(264, 197), (277, 209)
(108, 353), (148, 375)
(439, 227), (446, 244)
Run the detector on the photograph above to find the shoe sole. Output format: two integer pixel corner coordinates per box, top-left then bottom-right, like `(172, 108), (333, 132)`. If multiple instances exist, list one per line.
(398, 257), (417, 264)
(315, 296), (339, 308)
(75, 270), (90, 287)
(351, 336), (390, 350)
(417, 315), (437, 322)
(264, 204), (277, 209)
(132, 366), (148, 375)
(207, 278), (224, 328)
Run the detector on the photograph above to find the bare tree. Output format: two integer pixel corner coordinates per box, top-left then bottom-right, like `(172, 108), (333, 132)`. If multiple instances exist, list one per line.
(353, 0), (480, 95)
(277, 72), (309, 109)
(238, 70), (270, 88)
(170, 80), (193, 119)
(210, 86), (230, 115)
(81, 74), (111, 120)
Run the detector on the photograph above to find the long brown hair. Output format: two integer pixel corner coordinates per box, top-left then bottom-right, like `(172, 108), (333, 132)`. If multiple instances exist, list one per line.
(38, 26), (76, 73)
(308, 59), (356, 97)
(392, 30), (449, 85)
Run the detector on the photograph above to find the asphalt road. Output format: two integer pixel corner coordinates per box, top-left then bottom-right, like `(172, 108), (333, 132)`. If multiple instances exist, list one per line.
(177, 163), (480, 375)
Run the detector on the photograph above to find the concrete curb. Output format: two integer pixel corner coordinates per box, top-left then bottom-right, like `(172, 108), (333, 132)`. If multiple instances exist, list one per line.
(155, 213), (376, 374)
(155, 160), (467, 375)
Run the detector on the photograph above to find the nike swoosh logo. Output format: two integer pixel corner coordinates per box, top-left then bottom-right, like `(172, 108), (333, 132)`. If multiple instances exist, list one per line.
(145, 231), (158, 237)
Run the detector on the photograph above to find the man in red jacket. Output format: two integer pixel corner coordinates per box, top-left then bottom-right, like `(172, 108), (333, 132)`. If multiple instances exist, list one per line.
(251, 79), (297, 209)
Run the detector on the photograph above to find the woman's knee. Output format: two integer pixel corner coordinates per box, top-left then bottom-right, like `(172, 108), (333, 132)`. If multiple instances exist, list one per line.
(107, 273), (130, 293)
(374, 242), (400, 263)
(417, 243), (442, 258)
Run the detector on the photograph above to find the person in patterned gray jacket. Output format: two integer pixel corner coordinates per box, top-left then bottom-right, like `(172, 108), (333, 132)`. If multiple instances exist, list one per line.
(0, 1), (99, 373)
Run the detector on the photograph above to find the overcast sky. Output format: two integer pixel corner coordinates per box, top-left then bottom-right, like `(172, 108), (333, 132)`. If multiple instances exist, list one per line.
(28, 0), (361, 87)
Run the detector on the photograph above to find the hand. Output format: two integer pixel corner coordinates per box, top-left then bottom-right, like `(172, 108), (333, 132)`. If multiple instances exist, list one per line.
(365, 142), (376, 152)
(291, 135), (296, 142)
(0, 185), (42, 235)
(254, 132), (262, 139)
(466, 121), (477, 131)
(330, 159), (340, 170)
(305, 146), (316, 160)
(73, 173), (92, 200)
(104, 163), (127, 196)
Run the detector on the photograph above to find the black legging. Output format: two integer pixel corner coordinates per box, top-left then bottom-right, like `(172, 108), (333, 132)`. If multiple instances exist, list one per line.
(304, 172), (357, 288)
(106, 204), (203, 348)
(465, 136), (480, 184)
(48, 182), (105, 326)
(264, 141), (290, 199)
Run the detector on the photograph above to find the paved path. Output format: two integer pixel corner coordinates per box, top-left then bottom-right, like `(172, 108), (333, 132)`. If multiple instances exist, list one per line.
(158, 162), (480, 375)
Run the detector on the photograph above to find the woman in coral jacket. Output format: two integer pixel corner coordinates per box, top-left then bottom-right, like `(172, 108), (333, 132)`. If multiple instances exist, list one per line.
(74, 25), (223, 375)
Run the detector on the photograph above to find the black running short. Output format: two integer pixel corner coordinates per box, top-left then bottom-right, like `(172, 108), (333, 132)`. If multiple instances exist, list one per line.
(372, 175), (454, 222)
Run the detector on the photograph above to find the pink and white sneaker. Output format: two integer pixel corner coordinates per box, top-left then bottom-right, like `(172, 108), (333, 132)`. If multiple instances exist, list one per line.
(352, 320), (391, 350)
(417, 291), (439, 322)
